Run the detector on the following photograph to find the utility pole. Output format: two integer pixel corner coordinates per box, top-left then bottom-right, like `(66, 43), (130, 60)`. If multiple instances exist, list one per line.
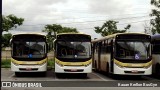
(0, 0), (2, 86)
(0, 0), (2, 61)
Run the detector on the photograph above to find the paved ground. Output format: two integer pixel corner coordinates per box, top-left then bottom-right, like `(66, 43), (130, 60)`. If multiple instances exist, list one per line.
(1, 68), (160, 81)
(1, 68), (160, 90)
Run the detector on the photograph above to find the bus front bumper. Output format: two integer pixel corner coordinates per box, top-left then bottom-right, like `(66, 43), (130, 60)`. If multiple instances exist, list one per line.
(11, 62), (47, 72)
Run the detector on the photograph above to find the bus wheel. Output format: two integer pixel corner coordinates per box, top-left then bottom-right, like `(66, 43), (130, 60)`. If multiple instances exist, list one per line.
(155, 64), (160, 75)
(56, 73), (63, 78)
(94, 61), (97, 72)
(41, 72), (46, 77)
(15, 72), (21, 77)
(106, 63), (109, 76)
(81, 73), (87, 78)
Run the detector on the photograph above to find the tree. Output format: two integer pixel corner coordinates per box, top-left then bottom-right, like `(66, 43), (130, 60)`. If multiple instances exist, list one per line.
(150, 0), (160, 34)
(2, 33), (12, 48)
(42, 24), (78, 51)
(42, 24), (62, 51)
(58, 27), (78, 33)
(2, 14), (24, 32)
(94, 20), (131, 36)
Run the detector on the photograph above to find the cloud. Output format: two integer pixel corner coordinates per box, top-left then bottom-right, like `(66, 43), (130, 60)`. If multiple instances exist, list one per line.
(88, 0), (133, 15)
(3, 0), (152, 38)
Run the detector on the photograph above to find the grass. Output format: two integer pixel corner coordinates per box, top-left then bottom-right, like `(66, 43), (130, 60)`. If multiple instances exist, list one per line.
(47, 58), (55, 70)
(1, 58), (55, 69)
(1, 59), (11, 68)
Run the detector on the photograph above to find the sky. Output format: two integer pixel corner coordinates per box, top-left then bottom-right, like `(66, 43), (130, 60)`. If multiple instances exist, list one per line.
(3, 0), (152, 38)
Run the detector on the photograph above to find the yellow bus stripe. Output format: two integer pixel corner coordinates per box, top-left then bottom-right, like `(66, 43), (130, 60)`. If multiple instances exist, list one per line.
(11, 58), (47, 65)
(114, 59), (152, 68)
(55, 58), (92, 66)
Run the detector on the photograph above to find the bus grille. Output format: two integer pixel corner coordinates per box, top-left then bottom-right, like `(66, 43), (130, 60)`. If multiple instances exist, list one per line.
(64, 69), (84, 72)
(124, 71), (145, 74)
(19, 68), (38, 71)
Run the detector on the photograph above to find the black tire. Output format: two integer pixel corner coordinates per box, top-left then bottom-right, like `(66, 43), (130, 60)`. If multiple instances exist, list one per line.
(81, 73), (87, 78)
(155, 64), (160, 75)
(56, 73), (63, 78)
(41, 72), (46, 77)
(15, 72), (21, 77)
(94, 61), (97, 72)
(106, 63), (110, 76)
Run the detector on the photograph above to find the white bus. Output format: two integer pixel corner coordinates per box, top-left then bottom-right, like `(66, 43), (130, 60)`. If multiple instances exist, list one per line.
(10, 33), (48, 76)
(151, 34), (160, 75)
(92, 33), (152, 76)
(54, 33), (92, 77)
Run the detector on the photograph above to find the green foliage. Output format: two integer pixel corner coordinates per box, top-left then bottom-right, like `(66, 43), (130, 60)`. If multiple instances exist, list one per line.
(2, 14), (24, 32)
(58, 27), (78, 33)
(94, 20), (131, 36)
(1, 59), (11, 68)
(2, 33), (12, 48)
(43, 24), (78, 51)
(47, 58), (54, 69)
(150, 0), (160, 34)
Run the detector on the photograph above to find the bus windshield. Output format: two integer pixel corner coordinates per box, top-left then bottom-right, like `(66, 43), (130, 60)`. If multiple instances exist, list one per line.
(115, 41), (151, 60)
(56, 41), (91, 59)
(12, 41), (47, 58)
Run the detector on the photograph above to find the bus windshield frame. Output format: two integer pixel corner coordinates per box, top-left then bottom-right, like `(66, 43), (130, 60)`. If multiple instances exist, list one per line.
(114, 35), (151, 63)
(11, 37), (47, 61)
(55, 40), (91, 59)
(115, 40), (151, 59)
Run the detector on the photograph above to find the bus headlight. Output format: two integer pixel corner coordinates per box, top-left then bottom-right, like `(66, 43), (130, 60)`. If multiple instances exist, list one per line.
(115, 62), (124, 68)
(114, 60), (124, 68)
(144, 61), (152, 69)
(84, 62), (92, 67)
(56, 61), (64, 67)
(12, 61), (19, 66)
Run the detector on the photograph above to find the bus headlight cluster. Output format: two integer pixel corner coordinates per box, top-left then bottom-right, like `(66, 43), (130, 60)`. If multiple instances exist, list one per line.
(12, 61), (19, 66)
(56, 61), (64, 67)
(38, 61), (47, 65)
(144, 61), (152, 69)
(84, 62), (92, 67)
(115, 62), (124, 68)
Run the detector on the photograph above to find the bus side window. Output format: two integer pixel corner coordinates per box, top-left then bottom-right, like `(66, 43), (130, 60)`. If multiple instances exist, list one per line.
(106, 39), (112, 53)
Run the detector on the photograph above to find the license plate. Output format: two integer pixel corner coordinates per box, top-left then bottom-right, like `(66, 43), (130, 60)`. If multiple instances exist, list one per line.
(131, 70), (138, 73)
(26, 68), (32, 70)
(70, 69), (77, 71)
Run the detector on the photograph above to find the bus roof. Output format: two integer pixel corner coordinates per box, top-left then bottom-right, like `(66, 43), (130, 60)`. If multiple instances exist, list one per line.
(57, 33), (90, 36)
(92, 32), (149, 43)
(12, 33), (46, 36)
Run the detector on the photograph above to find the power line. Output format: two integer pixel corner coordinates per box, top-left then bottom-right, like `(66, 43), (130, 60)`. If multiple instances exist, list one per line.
(21, 15), (151, 26)
(78, 19), (151, 31)
(23, 13), (149, 22)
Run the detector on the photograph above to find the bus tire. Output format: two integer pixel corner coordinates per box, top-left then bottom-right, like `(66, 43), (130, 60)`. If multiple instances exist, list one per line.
(82, 73), (87, 78)
(106, 63), (109, 76)
(56, 73), (63, 78)
(41, 72), (46, 77)
(155, 64), (160, 75)
(94, 61), (97, 72)
(15, 72), (21, 77)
